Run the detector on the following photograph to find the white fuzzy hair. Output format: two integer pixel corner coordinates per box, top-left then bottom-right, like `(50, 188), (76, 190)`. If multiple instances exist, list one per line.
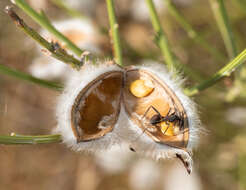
(55, 61), (201, 171)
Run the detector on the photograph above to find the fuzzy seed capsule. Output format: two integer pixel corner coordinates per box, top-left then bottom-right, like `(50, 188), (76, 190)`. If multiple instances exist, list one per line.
(56, 61), (201, 174)
(129, 79), (154, 98)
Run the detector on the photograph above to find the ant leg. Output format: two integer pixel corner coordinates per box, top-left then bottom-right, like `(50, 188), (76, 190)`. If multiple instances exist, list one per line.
(140, 106), (160, 133)
(166, 107), (172, 115)
(131, 106), (161, 147)
(162, 121), (171, 135)
(158, 107), (173, 122)
(141, 105), (161, 120)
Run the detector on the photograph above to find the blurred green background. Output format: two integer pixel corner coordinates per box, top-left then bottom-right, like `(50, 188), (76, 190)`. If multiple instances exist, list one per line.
(0, 0), (246, 190)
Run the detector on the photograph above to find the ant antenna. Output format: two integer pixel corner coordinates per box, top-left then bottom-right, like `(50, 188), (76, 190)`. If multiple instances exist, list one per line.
(141, 105), (161, 120)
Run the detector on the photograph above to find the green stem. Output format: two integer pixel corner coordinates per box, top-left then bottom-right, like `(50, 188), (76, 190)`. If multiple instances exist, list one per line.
(146, 0), (176, 71)
(51, 0), (84, 19)
(185, 48), (246, 96)
(209, 0), (237, 59)
(106, 0), (123, 66)
(13, 0), (84, 57)
(0, 134), (62, 144)
(165, 0), (226, 63)
(5, 6), (82, 69)
(0, 64), (63, 91)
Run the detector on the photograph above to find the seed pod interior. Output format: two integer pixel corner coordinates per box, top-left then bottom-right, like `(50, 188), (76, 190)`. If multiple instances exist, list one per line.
(71, 71), (123, 142)
(123, 68), (189, 149)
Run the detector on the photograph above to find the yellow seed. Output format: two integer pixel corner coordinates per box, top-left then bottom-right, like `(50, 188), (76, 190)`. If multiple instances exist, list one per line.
(130, 79), (154, 98)
(160, 122), (174, 136)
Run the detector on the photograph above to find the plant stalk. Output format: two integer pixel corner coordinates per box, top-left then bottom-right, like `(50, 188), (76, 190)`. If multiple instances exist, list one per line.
(0, 134), (62, 144)
(106, 0), (123, 66)
(5, 6), (82, 69)
(146, 0), (176, 71)
(0, 64), (63, 91)
(13, 0), (84, 57)
(185, 48), (246, 96)
(165, 0), (226, 63)
(209, 0), (237, 59)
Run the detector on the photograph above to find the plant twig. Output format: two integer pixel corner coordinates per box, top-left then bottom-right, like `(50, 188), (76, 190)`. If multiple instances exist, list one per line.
(185, 48), (246, 96)
(209, 0), (237, 59)
(209, 0), (246, 101)
(106, 0), (123, 66)
(0, 134), (62, 144)
(5, 6), (82, 69)
(12, 0), (84, 57)
(0, 64), (63, 91)
(51, 0), (84, 19)
(165, 0), (226, 63)
(146, 0), (176, 71)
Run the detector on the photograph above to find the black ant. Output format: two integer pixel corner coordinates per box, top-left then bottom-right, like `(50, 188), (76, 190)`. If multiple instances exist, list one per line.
(142, 105), (185, 134)
(129, 106), (185, 152)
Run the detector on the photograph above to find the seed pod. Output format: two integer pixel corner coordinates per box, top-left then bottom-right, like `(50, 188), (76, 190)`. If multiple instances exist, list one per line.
(122, 63), (201, 173)
(123, 66), (189, 148)
(55, 61), (124, 152)
(55, 61), (201, 173)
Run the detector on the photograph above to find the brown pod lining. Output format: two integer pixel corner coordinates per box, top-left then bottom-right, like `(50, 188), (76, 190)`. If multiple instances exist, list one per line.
(71, 71), (123, 142)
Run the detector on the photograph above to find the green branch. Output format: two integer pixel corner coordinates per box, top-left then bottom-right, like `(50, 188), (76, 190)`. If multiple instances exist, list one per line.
(185, 48), (246, 96)
(106, 0), (123, 66)
(5, 6), (82, 69)
(165, 0), (226, 63)
(0, 134), (62, 144)
(12, 0), (84, 57)
(146, 0), (176, 71)
(0, 64), (63, 91)
(209, 0), (237, 59)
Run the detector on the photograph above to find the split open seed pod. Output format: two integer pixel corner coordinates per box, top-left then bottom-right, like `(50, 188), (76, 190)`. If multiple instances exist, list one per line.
(55, 61), (201, 173)
(55, 61), (125, 152)
(122, 63), (201, 174)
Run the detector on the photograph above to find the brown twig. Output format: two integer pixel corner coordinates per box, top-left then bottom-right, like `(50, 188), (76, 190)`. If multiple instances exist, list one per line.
(5, 6), (82, 69)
